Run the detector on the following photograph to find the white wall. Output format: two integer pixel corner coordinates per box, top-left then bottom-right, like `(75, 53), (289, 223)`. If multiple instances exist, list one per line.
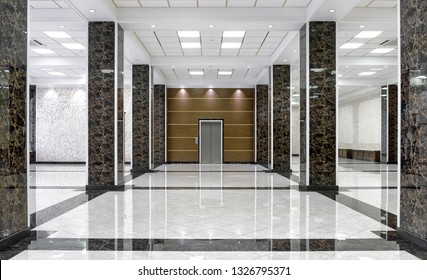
(339, 94), (381, 151)
(36, 87), (86, 162)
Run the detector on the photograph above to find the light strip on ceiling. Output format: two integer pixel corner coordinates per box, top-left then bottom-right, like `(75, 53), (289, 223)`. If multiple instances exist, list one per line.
(177, 31), (200, 38)
(181, 42), (201, 49)
(339, 43), (364, 49)
(223, 31), (245, 38)
(370, 48), (394, 54)
(221, 42), (241, 49)
(354, 31), (383, 39)
(43, 31), (71, 38)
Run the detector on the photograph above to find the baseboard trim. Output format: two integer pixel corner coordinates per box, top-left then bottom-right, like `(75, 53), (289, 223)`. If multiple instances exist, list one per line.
(0, 227), (30, 250)
(396, 227), (427, 250)
(299, 184), (339, 192)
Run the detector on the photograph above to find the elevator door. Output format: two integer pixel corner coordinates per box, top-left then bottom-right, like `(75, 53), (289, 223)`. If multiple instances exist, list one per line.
(199, 121), (222, 164)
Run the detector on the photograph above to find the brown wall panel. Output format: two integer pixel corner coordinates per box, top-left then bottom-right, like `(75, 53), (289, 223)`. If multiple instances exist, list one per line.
(167, 88), (254, 163)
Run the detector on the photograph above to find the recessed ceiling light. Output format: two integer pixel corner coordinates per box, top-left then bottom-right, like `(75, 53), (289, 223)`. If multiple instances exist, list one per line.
(223, 31), (245, 38)
(181, 42), (201, 49)
(384, 66), (388, 68)
(48, 71), (66, 76)
(61, 43), (85, 50)
(126, 50), (130, 53)
(59, 25), (65, 28)
(358, 72), (376, 76)
(340, 43), (364, 49)
(189, 71), (204, 76)
(171, 66), (175, 68)
(247, 66), (251, 68)
(208, 24), (215, 28)
(293, 49), (297, 52)
(178, 31), (200, 38)
(267, 24), (274, 28)
(44, 31), (71, 38)
(355, 31), (383, 38)
(31, 48), (55, 54)
(150, 24), (156, 28)
(221, 42), (242, 49)
(359, 25), (366, 28)
(329, 9), (336, 13)
(218, 71), (232, 75)
(89, 9), (96, 13)
(370, 48), (394, 54)
(345, 66), (350, 68)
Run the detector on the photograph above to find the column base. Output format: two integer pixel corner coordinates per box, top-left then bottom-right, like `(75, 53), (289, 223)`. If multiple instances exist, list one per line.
(85, 185), (132, 191)
(299, 184), (339, 192)
(0, 227), (30, 250)
(397, 227), (427, 251)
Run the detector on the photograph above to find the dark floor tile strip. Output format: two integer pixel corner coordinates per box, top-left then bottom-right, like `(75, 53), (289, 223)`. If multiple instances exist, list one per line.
(154, 170), (267, 173)
(29, 191), (107, 228)
(131, 187), (291, 190)
(8, 237), (420, 254)
(317, 191), (397, 229)
(0, 231), (56, 260)
(340, 186), (398, 190)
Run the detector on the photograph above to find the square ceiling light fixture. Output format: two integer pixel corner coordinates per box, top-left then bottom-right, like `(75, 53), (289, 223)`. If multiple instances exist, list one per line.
(370, 48), (394, 54)
(178, 31), (200, 38)
(189, 70), (204, 75)
(340, 43), (364, 49)
(31, 48), (55, 54)
(181, 42), (201, 49)
(354, 31), (383, 38)
(218, 70), (232, 75)
(223, 31), (245, 38)
(43, 31), (71, 38)
(61, 43), (85, 50)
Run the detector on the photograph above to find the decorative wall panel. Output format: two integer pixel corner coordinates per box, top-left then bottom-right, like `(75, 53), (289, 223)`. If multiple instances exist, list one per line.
(36, 88), (86, 162)
(154, 85), (166, 166)
(29, 85), (36, 163)
(388, 85), (398, 163)
(167, 88), (254, 163)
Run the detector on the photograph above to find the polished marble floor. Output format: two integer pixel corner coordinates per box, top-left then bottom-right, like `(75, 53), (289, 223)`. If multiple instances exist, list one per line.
(2, 159), (426, 260)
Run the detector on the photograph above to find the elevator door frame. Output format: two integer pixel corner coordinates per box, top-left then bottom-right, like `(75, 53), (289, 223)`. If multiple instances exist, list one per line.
(198, 119), (224, 164)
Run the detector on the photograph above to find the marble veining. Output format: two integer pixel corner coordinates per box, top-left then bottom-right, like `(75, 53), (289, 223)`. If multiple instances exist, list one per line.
(88, 22), (116, 186)
(400, 0), (427, 240)
(381, 87), (387, 163)
(388, 85), (398, 163)
(153, 85), (165, 166)
(0, 0), (28, 240)
(132, 65), (150, 171)
(256, 85), (268, 166)
(273, 65), (291, 171)
(29, 85), (36, 163)
(36, 88), (86, 162)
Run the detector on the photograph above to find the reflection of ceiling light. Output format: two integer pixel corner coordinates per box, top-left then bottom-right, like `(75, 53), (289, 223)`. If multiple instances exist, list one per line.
(358, 72), (376, 76)
(310, 68), (327, 72)
(44, 31), (71, 38)
(48, 71), (66, 76)
(61, 43), (85, 50)
(218, 71), (232, 75)
(370, 68), (384, 71)
(221, 42), (241, 49)
(370, 48), (394, 54)
(209, 24), (215, 28)
(189, 71), (204, 75)
(181, 42), (201, 48)
(293, 49), (297, 52)
(355, 31), (383, 38)
(267, 24), (274, 28)
(31, 48), (55, 54)
(417, 75), (427, 80)
(178, 31), (200, 38)
(247, 66), (251, 68)
(340, 43), (364, 49)
(329, 9), (336, 13)
(89, 9), (96, 13)
(223, 31), (245, 38)
(338, 74), (343, 77)
(150, 24), (156, 28)
(283, 59), (287, 62)
(171, 66), (175, 68)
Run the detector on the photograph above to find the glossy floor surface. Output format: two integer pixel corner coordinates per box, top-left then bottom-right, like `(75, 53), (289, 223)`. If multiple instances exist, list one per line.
(2, 159), (426, 260)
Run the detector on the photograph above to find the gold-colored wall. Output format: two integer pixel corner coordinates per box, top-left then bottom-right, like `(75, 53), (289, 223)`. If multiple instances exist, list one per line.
(167, 88), (254, 163)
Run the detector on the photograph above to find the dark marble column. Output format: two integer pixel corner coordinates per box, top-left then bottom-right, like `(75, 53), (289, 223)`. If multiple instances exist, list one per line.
(153, 84), (165, 167)
(381, 85), (398, 164)
(256, 84), (269, 167)
(299, 22), (337, 191)
(132, 65), (150, 173)
(272, 65), (291, 172)
(87, 22), (124, 188)
(399, 0), (427, 249)
(29, 85), (36, 163)
(0, 0), (28, 246)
